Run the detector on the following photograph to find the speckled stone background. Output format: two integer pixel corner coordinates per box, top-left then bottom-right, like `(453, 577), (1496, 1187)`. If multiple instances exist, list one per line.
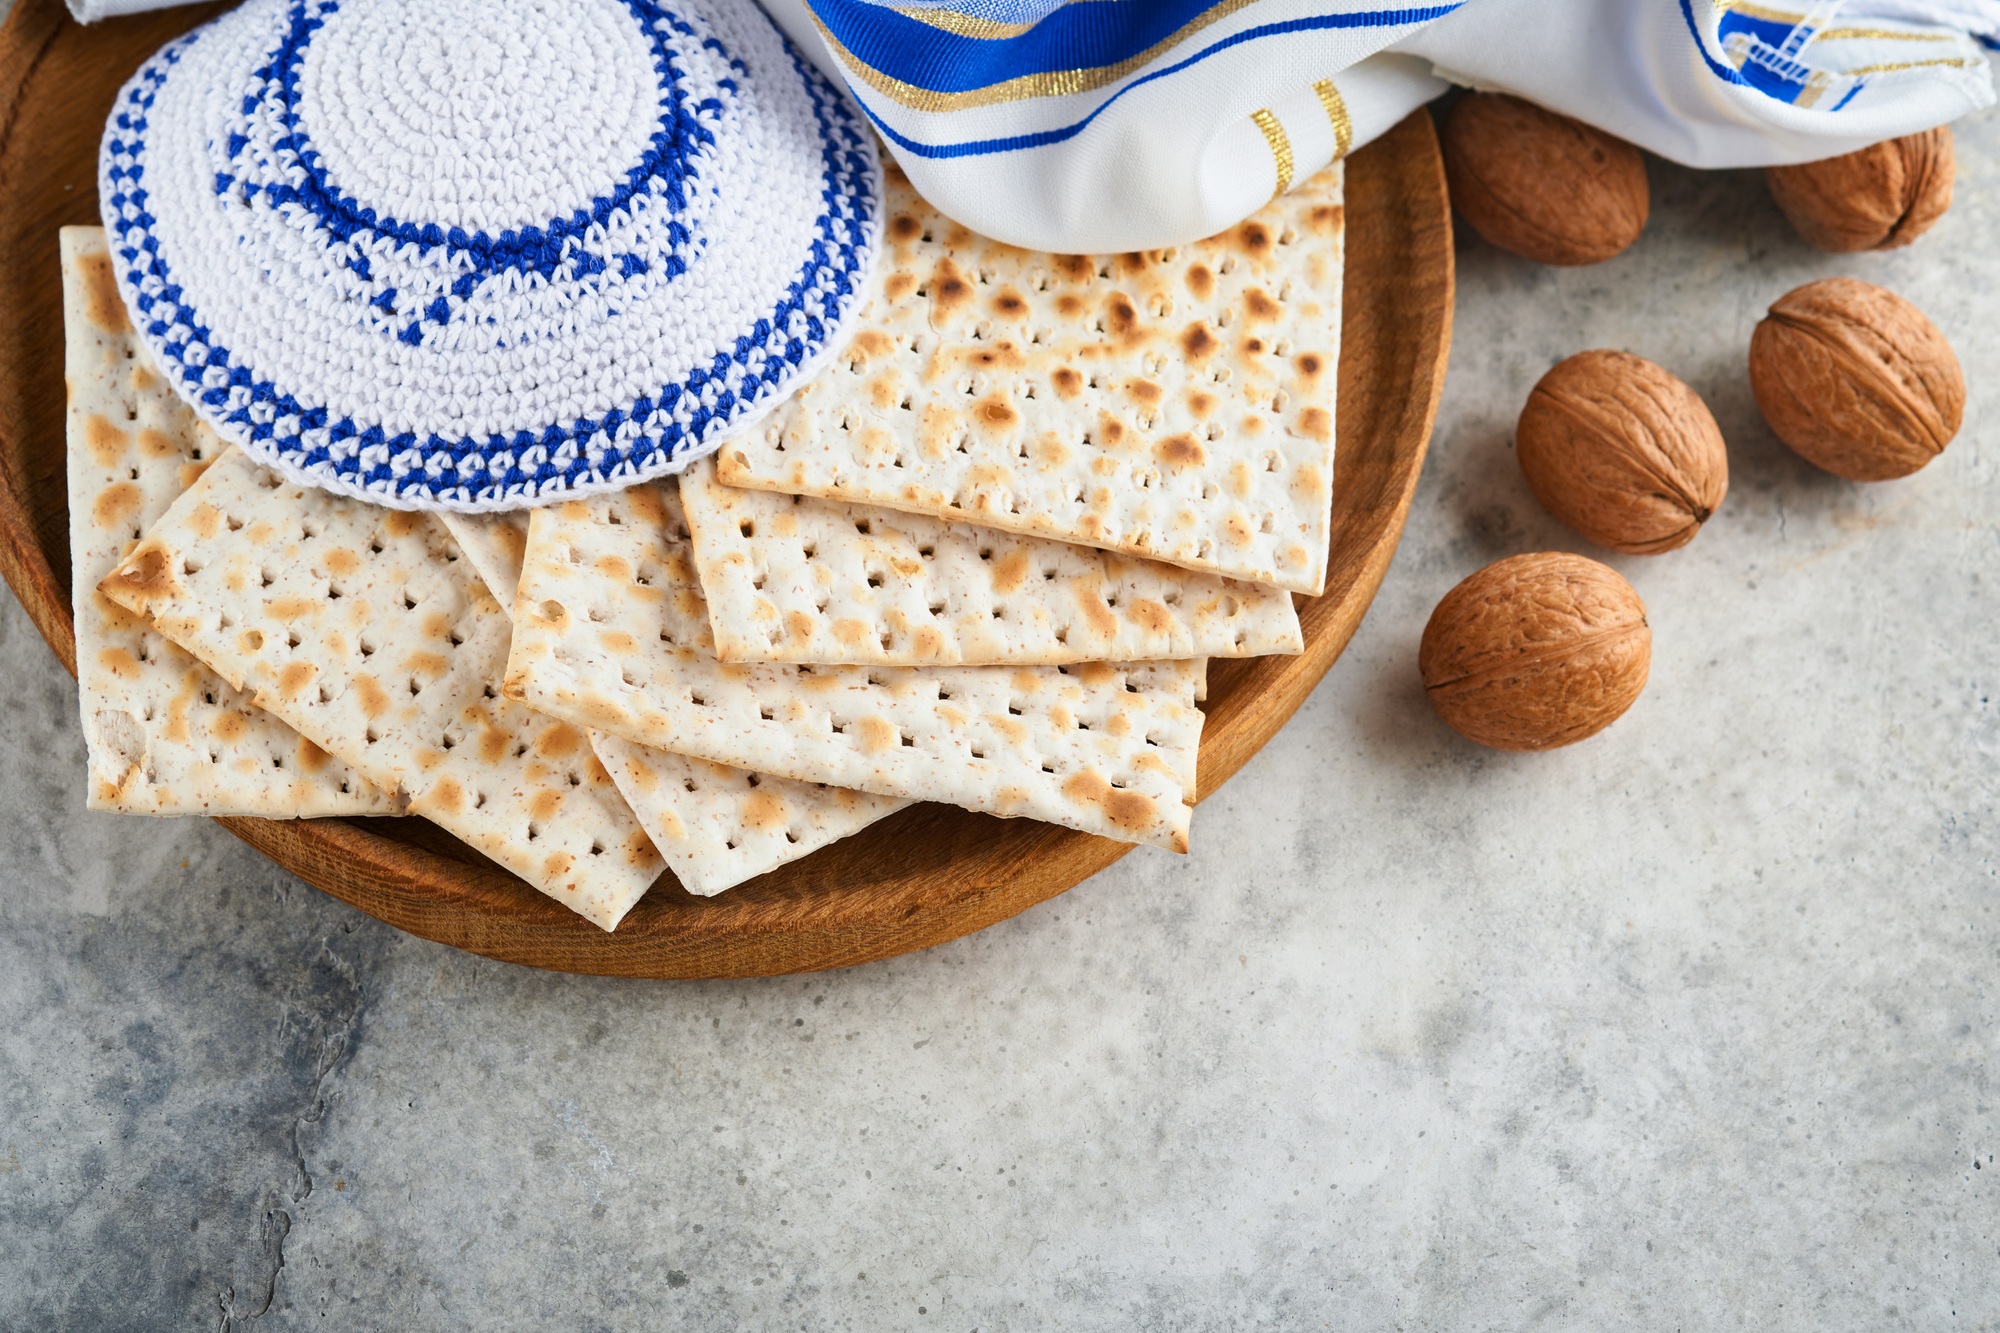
(3, 46), (1995, 1330)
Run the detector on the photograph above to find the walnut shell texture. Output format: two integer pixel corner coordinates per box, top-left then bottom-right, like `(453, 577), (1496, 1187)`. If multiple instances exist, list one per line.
(1766, 128), (1955, 253)
(1749, 277), (1963, 482)
(1517, 351), (1728, 554)
(1441, 93), (1649, 266)
(1420, 552), (1650, 752)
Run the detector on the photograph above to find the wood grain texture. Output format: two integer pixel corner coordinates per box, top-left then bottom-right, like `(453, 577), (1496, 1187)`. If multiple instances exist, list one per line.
(0, 0), (1452, 978)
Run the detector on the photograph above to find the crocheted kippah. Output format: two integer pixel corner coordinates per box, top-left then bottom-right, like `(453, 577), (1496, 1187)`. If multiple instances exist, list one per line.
(98, 0), (880, 511)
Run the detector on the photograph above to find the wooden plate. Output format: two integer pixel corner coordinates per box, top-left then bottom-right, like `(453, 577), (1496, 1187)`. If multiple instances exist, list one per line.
(0, 0), (1452, 978)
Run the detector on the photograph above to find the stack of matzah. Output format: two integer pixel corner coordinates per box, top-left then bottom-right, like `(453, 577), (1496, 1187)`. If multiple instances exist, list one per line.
(63, 230), (399, 822)
(72, 155), (1344, 929)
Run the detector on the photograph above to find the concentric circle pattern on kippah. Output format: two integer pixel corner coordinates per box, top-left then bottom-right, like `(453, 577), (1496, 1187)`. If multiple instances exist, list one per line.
(99, 0), (880, 511)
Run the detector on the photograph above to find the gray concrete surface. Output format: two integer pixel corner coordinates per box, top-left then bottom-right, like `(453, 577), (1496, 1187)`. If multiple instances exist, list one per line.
(3, 104), (1996, 1329)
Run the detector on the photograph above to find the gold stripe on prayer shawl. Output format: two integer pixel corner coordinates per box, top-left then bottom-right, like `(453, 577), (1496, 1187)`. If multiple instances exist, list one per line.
(1313, 78), (1353, 160)
(1839, 56), (1978, 75)
(891, 7), (1038, 39)
(1251, 108), (1294, 196)
(814, 0), (1271, 113)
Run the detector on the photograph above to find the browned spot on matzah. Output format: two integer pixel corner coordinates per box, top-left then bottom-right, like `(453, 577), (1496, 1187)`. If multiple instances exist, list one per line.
(92, 481), (141, 530)
(742, 788), (786, 830)
(278, 660), (316, 698)
(79, 250), (131, 332)
(989, 547), (1031, 595)
(536, 723), (584, 759)
(1178, 323), (1217, 361)
(929, 257), (972, 314)
(977, 396), (1018, 431)
(97, 646), (140, 679)
(85, 415), (128, 468)
(353, 674), (389, 718)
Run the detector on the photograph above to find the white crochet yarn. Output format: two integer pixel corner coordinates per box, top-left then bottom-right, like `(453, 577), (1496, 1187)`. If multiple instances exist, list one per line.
(99, 0), (881, 511)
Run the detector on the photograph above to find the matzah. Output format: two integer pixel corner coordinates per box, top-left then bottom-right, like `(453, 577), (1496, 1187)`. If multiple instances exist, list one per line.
(506, 485), (1206, 851)
(444, 499), (901, 895)
(61, 227), (396, 818)
(439, 513), (530, 611)
(98, 448), (663, 929)
(716, 161), (1344, 595)
(680, 456), (1300, 666)
(591, 733), (908, 896)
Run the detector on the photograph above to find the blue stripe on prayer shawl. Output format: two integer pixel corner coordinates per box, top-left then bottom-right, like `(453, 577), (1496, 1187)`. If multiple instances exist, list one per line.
(847, 4), (1462, 158)
(813, 0), (1460, 94)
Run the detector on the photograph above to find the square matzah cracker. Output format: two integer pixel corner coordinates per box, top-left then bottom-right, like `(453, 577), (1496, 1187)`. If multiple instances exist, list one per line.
(590, 733), (908, 896)
(506, 485), (1206, 851)
(97, 448), (663, 929)
(61, 227), (396, 818)
(440, 512), (530, 610)
(716, 161), (1344, 595)
(680, 456), (1300, 666)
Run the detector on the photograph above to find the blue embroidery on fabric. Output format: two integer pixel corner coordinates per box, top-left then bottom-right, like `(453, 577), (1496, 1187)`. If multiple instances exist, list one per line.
(102, 4), (878, 507)
(1678, 0), (1753, 88)
(230, 0), (712, 284)
(1716, 9), (1822, 104)
(1695, 3), (1918, 111)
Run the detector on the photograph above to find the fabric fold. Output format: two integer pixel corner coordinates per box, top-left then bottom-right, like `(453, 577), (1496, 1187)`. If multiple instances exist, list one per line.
(762, 0), (1995, 252)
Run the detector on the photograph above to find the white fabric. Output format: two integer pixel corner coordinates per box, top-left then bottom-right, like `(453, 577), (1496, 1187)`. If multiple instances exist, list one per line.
(70, 0), (1999, 256)
(760, 0), (1997, 252)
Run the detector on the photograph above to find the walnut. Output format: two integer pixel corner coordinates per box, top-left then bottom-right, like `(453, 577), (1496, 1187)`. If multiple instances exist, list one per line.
(1515, 350), (1728, 554)
(1440, 92), (1648, 266)
(1766, 128), (1954, 253)
(1420, 552), (1650, 752)
(1749, 277), (1964, 482)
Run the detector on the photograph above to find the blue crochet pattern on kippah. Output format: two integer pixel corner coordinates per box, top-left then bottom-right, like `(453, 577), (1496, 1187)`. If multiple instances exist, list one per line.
(99, 0), (880, 511)
(240, 2), (708, 282)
